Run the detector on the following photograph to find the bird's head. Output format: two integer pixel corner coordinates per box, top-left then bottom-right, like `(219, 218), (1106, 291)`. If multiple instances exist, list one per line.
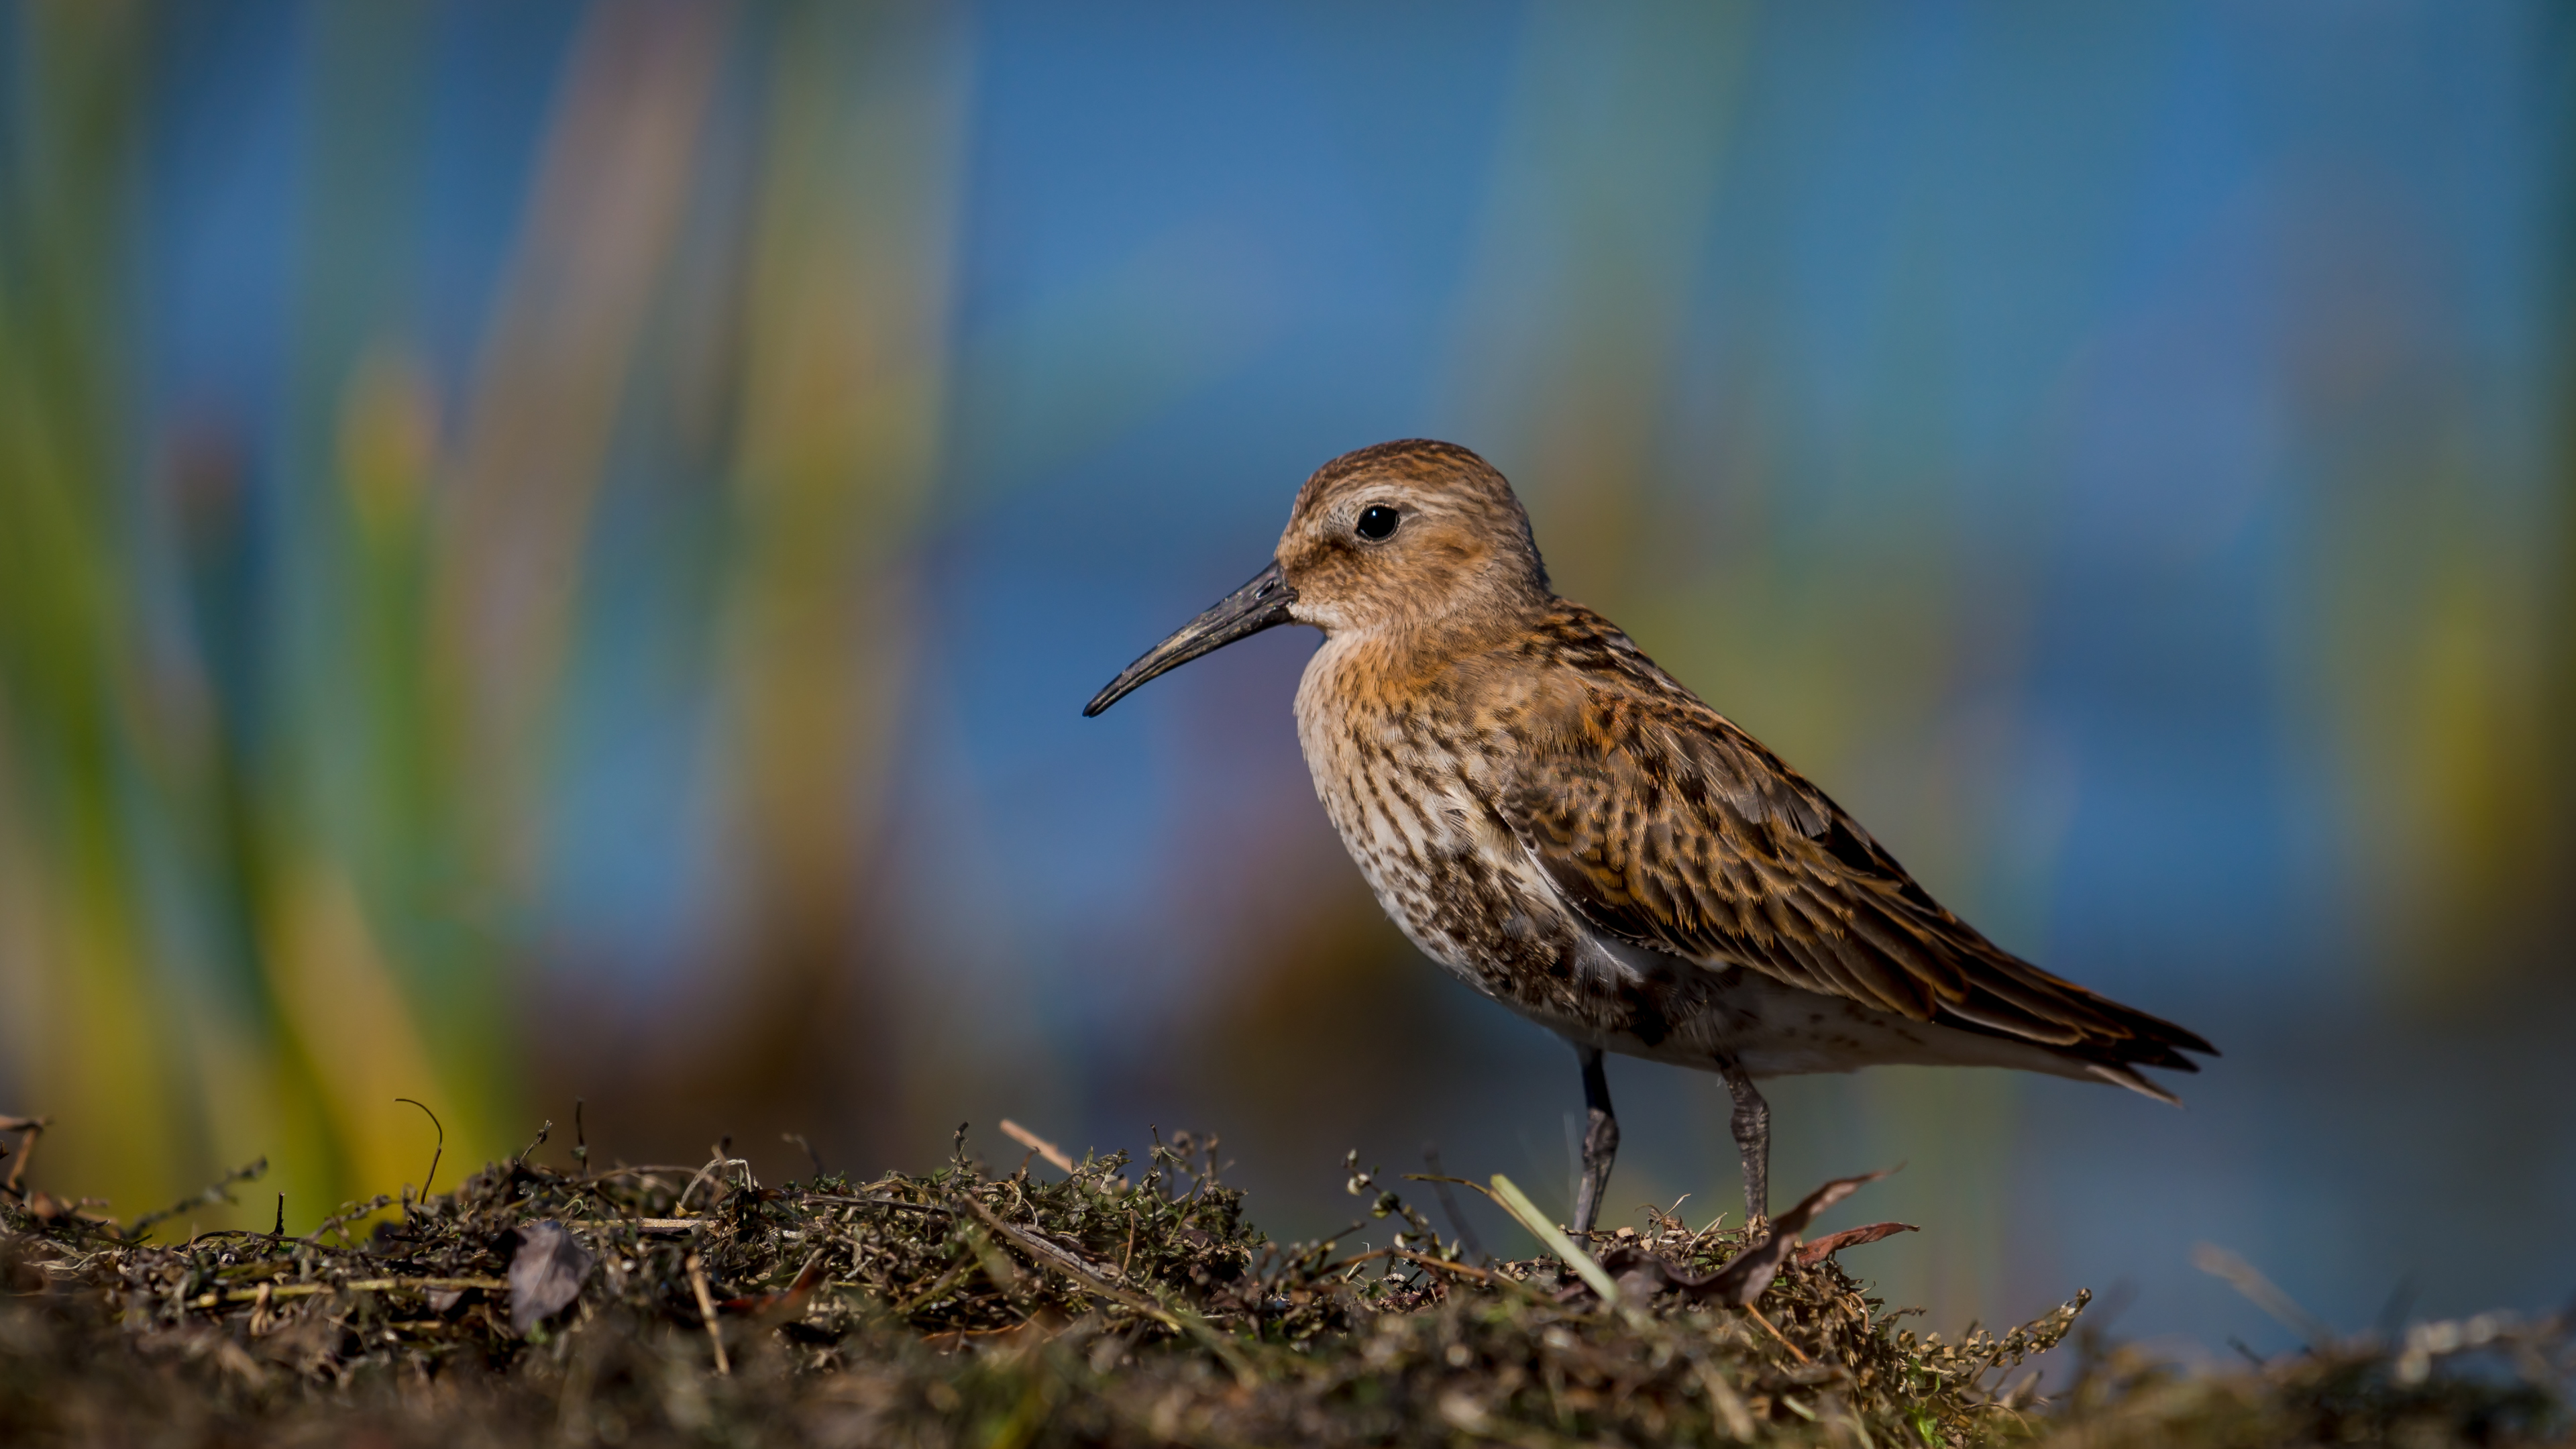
(1084, 439), (1549, 716)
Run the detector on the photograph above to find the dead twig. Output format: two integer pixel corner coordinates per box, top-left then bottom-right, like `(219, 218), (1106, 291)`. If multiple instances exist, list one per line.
(1420, 1146), (1487, 1262)
(674, 1146), (752, 1216)
(570, 1217), (701, 1236)
(190, 1277), (507, 1309)
(684, 1252), (729, 1375)
(127, 1159), (268, 1240)
(395, 1098), (443, 1215)
(1391, 1250), (1548, 1298)
(2194, 1242), (2337, 1350)
(998, 1118), (1076, 1175)
(954, 1193), (1262, 1389)
(1, 1115), (48, 1197)
(799, 1194), (952, 1217)
(1743, 1304), (1812, 1364)
(782, 1132), (824, 1179)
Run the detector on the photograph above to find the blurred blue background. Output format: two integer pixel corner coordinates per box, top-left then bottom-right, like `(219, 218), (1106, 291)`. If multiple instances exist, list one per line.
(3, 0), (2572, 1363)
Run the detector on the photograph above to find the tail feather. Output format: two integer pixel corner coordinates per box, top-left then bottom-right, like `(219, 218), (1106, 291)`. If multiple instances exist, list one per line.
(2086, 1060), (2183, 1106)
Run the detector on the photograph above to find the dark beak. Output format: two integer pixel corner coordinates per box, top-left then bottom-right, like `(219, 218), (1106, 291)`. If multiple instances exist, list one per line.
(1083, 561), (1298, 716)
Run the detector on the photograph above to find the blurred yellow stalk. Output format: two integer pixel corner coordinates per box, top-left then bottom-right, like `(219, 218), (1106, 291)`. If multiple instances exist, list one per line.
(0, 0), (963, 1226)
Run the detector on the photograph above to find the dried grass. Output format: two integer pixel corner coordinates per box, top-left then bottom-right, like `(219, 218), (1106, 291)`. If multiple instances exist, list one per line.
(0, 1122), (2564, 1447)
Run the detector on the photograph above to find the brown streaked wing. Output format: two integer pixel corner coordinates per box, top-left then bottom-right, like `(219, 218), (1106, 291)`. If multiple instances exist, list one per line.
(1487, 602), (2214, 1073)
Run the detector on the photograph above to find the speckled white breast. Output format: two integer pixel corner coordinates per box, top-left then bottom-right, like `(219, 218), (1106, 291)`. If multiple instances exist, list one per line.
(1291, 635), (1574, 985)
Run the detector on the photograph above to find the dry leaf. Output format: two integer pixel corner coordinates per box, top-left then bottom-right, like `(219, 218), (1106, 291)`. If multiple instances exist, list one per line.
(1595, 1169), (1893, 1308)
(1795, 1221), (1917, 1264)
(506, 1220), (592, 1335)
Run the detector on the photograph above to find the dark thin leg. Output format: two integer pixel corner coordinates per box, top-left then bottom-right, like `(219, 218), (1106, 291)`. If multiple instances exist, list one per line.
(1571, 1045), (1619, 1236)
(1717, 1057), (1769, 1228)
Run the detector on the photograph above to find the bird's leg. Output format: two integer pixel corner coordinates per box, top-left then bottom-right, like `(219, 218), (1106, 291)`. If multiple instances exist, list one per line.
(1571, 1044), (1619, 1237)
(1717, 1057), (1770, 1230)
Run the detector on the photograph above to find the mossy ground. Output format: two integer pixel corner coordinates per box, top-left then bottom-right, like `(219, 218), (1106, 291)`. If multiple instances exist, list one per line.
(0, 1125), (2565, 1446)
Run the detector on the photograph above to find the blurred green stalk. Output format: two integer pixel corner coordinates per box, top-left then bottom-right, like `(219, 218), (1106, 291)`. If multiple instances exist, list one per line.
(0, 0), (961, 1230)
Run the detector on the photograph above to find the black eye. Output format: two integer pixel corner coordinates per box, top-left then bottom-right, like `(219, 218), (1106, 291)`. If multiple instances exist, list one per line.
(1355, 504), (1401, 541)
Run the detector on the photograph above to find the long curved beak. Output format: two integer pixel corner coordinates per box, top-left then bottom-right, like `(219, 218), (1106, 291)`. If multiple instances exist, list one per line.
(1083, 560), (1297, 716)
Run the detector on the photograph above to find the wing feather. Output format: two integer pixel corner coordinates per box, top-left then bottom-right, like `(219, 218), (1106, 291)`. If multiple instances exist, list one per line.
(1487, 602), (2216, 1076)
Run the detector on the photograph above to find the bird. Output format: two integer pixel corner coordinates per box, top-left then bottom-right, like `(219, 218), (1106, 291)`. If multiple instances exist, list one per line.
(1084, 439), (2214, 1236)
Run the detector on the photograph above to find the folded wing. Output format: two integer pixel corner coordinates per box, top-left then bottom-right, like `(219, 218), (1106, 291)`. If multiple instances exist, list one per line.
(1489, 604), (2215, 1079)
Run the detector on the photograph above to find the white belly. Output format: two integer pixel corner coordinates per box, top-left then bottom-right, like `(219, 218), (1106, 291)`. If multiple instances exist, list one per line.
(1568, 932), (2106, 1083)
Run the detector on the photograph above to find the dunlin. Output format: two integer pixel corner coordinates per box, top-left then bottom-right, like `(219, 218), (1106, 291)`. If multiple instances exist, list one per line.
(1086, 440), (2214, 1234)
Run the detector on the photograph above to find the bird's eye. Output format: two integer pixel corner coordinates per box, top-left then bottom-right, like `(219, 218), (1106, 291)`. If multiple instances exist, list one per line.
(1355, 504), (1401, 541)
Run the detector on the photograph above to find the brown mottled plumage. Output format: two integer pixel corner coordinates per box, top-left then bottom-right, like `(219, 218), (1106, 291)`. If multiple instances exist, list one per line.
(1087, 439), (2214, 1234)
